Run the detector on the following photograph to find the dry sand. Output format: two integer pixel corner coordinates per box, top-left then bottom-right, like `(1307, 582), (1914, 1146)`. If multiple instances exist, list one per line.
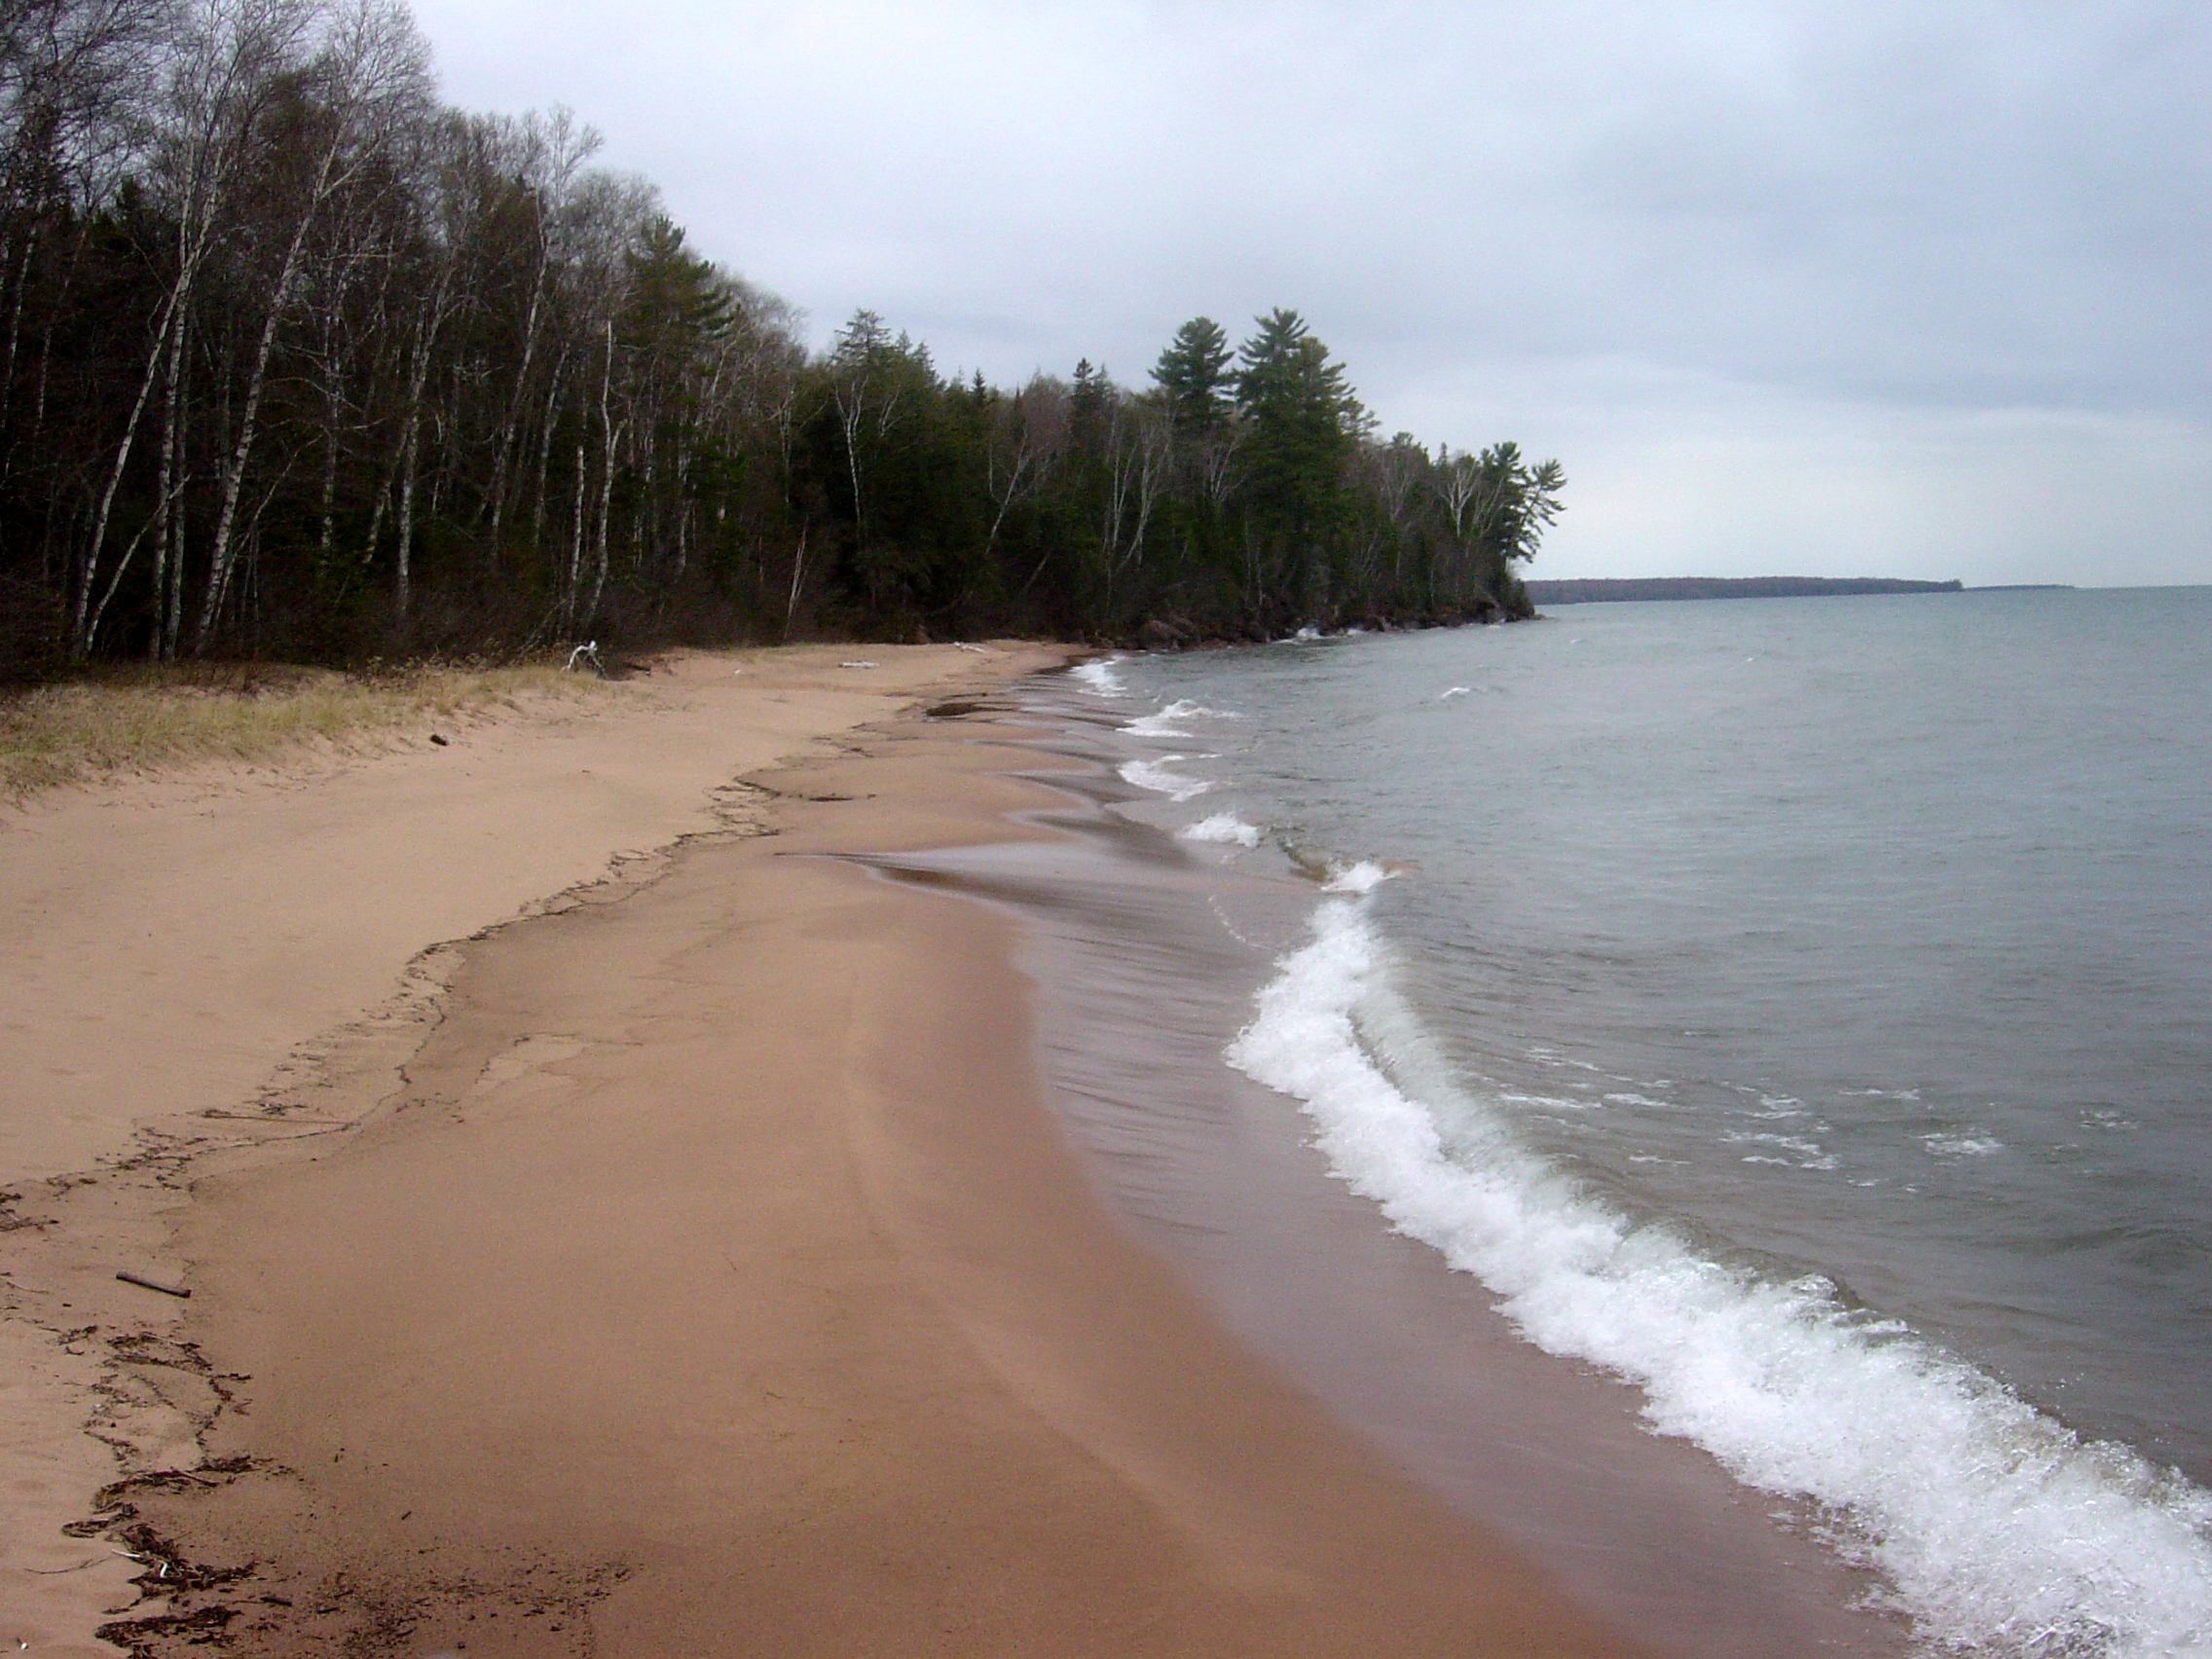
(0, 644), (1654, 1656)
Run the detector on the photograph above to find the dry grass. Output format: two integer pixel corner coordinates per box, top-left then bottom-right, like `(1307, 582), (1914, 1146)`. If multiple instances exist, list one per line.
(0, 660), (613, 799)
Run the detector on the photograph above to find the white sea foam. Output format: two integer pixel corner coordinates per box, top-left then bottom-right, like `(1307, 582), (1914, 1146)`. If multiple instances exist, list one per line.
(1228, 894), (2212, 1659)
(1498, 1089), (1603, 1113)
(1320, 859), (1395, 895)
(1439, 685), (1473, 700)
(1180, 812), (1263, 848)
(1746, 1098), (1809, 1120)
(1726, 1130), (1839, 1171)
(1125, 698), (1235, 737)
(1071, 656), (1127, 695)
(1118, 756), (1214, 801)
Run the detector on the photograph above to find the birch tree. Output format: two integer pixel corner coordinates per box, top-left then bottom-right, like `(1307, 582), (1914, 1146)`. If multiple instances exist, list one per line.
(75, 0), (308, 653)
(981, 372), (1064, 556)
(193, 0), (429, 646)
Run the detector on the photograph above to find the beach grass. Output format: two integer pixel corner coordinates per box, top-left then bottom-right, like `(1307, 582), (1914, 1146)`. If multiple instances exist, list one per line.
(0, 659), (609, 799)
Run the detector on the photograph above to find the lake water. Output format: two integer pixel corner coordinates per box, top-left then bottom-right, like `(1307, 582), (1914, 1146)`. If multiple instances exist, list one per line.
(974, 589), (2211, 1659)
(1039, 592), (2212, 1659)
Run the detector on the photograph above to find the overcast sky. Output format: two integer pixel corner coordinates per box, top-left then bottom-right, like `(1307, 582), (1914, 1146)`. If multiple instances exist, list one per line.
(405, 0), (2207, 584)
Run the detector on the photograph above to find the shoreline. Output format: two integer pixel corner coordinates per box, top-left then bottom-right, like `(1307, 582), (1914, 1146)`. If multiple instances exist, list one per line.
(881, 675), (1905, 1659)
(2, 645), (1652, 1656)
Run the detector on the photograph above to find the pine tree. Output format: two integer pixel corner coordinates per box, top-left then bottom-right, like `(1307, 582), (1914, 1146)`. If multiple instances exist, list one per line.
(1150, 315), (1232, 433)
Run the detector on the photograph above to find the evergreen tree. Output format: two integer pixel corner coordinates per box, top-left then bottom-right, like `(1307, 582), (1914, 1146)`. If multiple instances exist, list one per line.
(1232, 308), (1363, 622)
(1151, 315), (1232, 433)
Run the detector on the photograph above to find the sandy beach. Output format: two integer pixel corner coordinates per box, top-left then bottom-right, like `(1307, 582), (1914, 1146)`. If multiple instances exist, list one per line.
(1, 644), (1651, 1656)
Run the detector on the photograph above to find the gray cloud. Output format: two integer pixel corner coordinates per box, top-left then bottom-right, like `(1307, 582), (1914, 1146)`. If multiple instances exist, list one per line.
(407, 0), (2209, 582)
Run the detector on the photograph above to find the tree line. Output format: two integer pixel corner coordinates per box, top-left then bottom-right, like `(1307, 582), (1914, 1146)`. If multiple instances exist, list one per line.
(0, 0), (1566, 678)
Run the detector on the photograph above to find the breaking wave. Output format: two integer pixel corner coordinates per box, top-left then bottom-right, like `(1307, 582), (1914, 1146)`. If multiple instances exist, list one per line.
(1228, 892), (2212, 1659)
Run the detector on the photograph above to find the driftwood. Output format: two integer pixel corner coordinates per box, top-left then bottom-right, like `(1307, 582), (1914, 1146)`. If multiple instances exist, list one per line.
(116, 1271), (192, 1299)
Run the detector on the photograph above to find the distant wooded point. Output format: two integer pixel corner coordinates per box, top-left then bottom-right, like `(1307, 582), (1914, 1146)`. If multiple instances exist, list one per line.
(1527, 577), (1971, 606)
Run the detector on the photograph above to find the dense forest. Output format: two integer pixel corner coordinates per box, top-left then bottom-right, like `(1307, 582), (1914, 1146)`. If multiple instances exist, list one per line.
(0, 0), (1567, 679)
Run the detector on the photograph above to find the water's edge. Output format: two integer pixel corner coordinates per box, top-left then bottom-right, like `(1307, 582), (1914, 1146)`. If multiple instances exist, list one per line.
(869, 672), (1913, 1659)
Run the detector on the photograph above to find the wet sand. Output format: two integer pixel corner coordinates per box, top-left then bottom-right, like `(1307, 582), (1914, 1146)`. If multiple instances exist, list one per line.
(2, 648), (1654, 1656)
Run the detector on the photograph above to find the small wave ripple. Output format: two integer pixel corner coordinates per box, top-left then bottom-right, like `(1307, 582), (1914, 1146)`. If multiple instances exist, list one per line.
(1118, 756), (1214, 801)
(1070, 656), (1127, 695)
(1124, 697), (1239, 737)
(1180, 812), (1262, 848)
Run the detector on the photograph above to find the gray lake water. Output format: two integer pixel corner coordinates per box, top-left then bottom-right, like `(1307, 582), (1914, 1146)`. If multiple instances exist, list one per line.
(1060, 588), (2212, 1659)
